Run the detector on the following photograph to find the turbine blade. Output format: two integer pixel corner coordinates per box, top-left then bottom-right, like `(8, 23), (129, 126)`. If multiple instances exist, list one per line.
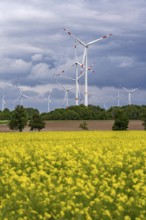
(122, 87), (129, 92)
(82, 48), (86, 66)
(76, 61), (82, 66)
(61, 75), (75, 81)
(14, 95), (21, 102)
(131, 88), (138, 92)
(78, 71), (85, 79)
(23, 95), (32, 99)
(63, 28), (86, 46)
(56, 79), (66, 90)
(87, 33), (112, 46)
(74, 40), (78, 62)
(68, 87), (74, 91)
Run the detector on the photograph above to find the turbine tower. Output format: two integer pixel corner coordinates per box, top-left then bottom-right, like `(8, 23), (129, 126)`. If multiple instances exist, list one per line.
(112, 90), (124, 107)
(47, 92), (51, 113)
(74, 40), (82, 106)
(2, 95), (6, 111)
(122, 87), (138, 105)
(63, 28), (112, 106)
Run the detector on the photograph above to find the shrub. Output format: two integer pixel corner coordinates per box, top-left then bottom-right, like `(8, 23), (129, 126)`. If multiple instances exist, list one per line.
(79, 121), (88, 130)
(112, 109), (129, 130)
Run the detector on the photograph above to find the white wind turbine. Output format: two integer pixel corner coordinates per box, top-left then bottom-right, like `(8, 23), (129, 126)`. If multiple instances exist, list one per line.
(122, 87), (138, 105)
(63, 28), (112, 107)
(56, 74), (82, 106)
(47, 92), (51, 113)
(2, 95), (6, 111)
(111, 89), (125, 107)
(16, 85), (32, 106)
(56, 80), (74, 108)
(103, 103), (108, 110)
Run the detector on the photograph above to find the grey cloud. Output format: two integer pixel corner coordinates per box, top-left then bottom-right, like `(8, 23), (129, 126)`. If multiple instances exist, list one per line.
(0, 0), (146, 111)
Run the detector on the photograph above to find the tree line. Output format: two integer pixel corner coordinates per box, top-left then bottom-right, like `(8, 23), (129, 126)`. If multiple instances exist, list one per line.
(1, 104), (146, 131)
(41, 104), (146, 121)
(1, 104), (146, 121)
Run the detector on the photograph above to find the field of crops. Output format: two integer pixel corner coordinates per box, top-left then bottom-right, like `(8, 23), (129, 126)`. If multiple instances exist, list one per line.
(0, 131), (146, 220)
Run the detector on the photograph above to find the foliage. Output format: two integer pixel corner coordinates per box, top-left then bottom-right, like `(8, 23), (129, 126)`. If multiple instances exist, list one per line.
(0, 120), (9, 124)
(29, 112), (45, 131)
(0, 108), (11, 120)
(1, 104), (146, 121)
(141, 111), (146, 130)
(79, 121), (88, 130)
(42, 104), (146, 121)
(8, 105), (28, 132)
(112, 108), (129, 130)
(25, 107), (39, 120)
(0, 131), (145, 219)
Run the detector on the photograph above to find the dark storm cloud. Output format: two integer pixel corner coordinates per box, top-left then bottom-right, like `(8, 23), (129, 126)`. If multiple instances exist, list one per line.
(0, 0), (146, 111)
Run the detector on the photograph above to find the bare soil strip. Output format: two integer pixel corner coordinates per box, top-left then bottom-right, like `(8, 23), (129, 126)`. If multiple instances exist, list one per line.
(0, 120), (144, 132)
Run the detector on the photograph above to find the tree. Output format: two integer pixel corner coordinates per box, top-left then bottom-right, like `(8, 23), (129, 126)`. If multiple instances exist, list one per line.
(112, 109), (129, 130)
(141, 111), (146, 130)
(8, 105), (28, 132)
(29, 112), (45, 131)
(79, 121), (88, 130)
(25, 107), (39, 120)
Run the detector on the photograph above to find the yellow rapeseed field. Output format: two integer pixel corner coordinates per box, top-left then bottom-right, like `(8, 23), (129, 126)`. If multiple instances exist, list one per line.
(0, 131), (146, 220)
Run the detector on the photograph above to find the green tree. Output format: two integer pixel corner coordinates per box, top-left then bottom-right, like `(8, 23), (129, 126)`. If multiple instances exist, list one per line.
(29, 112), (45, 131)
(112, 109), (129, 130)
(8, 105), (28, 132)
(25, 107), (39, 120)
(141, 111), (146, 130)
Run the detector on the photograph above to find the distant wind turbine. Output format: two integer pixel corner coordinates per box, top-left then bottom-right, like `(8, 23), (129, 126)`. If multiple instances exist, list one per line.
(122, 87), (138, 105)
(2, 95), (6, 111)
(111, 89), (125, 107)
(16, 85), (32, 106)
(47, 91), (51, 113)
(56, 80), (74, 108)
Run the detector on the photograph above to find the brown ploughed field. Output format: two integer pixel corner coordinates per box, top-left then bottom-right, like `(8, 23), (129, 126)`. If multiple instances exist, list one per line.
(0, 120), (144, 132)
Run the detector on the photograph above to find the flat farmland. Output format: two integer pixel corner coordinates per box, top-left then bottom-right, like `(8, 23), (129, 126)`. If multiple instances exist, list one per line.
(0, 120), (144, 132)
(0, 131), (146, 219)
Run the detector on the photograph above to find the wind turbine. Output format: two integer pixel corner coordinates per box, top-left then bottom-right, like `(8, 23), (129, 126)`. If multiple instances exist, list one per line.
(111, 89), (125, 107)
(2, 95), (6, 111)
(56, 80), (74, 108)
(47, 92), (51, 113)
(63, 28), (112, 106)
(122, 87), (138, 105)
(103, 103), (108, 110)
(16, 86), (32, 106)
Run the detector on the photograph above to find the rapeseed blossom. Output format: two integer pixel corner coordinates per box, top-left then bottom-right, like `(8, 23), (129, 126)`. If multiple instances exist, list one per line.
(0, 131), (146, 219)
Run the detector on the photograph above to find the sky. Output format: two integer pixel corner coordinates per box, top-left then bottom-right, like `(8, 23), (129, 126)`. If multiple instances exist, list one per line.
(0, 0), (146, 112)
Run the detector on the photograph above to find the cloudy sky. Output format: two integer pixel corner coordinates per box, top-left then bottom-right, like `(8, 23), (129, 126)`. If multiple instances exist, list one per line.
(0, 0), (146, 112)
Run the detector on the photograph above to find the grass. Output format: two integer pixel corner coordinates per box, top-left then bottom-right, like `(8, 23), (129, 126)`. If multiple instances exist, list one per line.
(0, 120), (9, 124)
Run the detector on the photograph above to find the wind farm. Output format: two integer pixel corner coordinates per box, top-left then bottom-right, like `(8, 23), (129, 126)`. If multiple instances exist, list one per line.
(0, 27), (144, 112)
(0, 2), (146, 220)
(1, 26), (143, 113)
